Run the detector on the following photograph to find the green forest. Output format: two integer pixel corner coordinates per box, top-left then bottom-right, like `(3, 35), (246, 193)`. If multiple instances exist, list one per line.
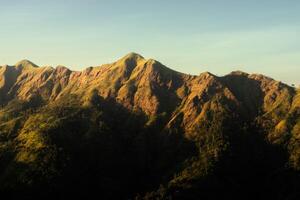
(0, 93), (299, 200)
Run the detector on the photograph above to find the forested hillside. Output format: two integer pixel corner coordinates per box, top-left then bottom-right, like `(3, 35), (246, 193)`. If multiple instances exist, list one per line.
(0, 53), (299, 199)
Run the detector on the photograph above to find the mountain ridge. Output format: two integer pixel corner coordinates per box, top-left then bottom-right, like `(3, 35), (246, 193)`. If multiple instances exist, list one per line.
(0, 53), (299, 199)
(0, 53), (297, 130)
(0, 52), (293, 103)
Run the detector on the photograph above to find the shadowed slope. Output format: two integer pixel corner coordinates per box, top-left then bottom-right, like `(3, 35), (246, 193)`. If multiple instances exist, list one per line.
(0, 53), (299, 199)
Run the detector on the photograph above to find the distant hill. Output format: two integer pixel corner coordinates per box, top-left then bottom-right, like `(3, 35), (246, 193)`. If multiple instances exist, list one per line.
(0, 53), (299, 199)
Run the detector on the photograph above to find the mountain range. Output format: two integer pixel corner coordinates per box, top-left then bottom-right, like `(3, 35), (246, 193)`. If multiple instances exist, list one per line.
(0, 53), (299, 199)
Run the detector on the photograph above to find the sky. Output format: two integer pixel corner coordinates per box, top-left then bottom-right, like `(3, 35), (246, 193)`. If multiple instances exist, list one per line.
(0, 0), (299, 85)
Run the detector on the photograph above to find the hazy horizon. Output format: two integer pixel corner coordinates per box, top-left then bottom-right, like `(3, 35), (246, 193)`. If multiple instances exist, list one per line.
(1, 0), (299, 85)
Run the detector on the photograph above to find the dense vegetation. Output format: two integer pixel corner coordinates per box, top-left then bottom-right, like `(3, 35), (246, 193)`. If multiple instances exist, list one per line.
(0, 93), (299, 200)
(0, 56), (299, 199)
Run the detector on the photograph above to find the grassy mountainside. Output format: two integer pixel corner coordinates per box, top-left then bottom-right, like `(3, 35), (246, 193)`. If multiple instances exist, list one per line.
(0, 53), (299, 199)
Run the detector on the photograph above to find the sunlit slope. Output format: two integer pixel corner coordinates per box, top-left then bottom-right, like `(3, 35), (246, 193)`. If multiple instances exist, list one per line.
(0, 53), (299, 199)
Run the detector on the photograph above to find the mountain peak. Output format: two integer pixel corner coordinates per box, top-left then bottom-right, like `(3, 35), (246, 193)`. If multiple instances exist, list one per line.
(122, 52), (144, 60)
(199, 71), (215, 77)
(15, 59), (39, 69)
(114, 52), (146, 71)
(229, 70), (249, 76)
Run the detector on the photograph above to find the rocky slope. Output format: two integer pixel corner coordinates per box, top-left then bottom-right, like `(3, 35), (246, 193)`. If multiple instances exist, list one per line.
(1, 53), (297, 122)
(0, 53), (299, 199)
(1, 53), (298, 137)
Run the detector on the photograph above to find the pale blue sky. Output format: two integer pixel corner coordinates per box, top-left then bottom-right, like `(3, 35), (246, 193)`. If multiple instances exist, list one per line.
(0, 0), (299, 85)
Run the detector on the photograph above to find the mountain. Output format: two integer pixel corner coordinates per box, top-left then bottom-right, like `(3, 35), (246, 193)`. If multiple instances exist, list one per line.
(0, 53), (299, 199)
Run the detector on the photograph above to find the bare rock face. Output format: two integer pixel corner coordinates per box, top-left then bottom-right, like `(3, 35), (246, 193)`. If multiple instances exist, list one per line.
(0, 53), (297, 136)
(0, 53), (300, 199)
